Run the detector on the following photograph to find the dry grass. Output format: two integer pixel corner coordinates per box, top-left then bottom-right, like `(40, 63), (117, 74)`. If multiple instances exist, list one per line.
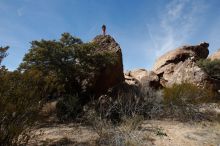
(95, 86), (163, 122)
(162, 83), (218, 122)
(82, 86), (163, 145)
(40, 100), (58, 117)
(91, 115), (150, 146)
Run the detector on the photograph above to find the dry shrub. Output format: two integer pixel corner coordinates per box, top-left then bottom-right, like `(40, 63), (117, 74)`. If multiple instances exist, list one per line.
(95, 84), (163, 122)
(163, 83), (215, 105)
(91, 115), (149, 146)
(82, 85), (163, 145)
(163, 83), (216, 121)
(40, 100), (58, 117)
(83, 83), (220, 145)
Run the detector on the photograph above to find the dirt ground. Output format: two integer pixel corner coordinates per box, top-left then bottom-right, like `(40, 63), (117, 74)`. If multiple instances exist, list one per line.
(27, 103), (220, 146)
(27, 120), (220, 146)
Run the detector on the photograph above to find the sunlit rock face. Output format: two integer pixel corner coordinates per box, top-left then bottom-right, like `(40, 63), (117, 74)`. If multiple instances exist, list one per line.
(125, 69), (161, 89)
(152, 42), (217, 89)
(208, 49), (220, 61)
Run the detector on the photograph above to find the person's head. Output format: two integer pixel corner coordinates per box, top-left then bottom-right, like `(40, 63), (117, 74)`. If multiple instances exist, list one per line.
(102, 25), (106, 35)
(102, 25), (106, 30)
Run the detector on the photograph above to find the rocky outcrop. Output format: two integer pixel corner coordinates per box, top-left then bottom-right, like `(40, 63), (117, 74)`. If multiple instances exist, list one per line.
(125, 69), (161, 89)
(153, 42), (212, 88)
(208, 49), (220, 61)
(128, 69), (148, 83)
(153, 42), (209, 72)
(91, 35), (124, 94)
(125, 69), (148, 87)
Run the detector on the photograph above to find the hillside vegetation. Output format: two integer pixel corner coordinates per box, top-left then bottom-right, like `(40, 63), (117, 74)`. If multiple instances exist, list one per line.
(0, 33), (220, 146)
(0, 33), (117, 145)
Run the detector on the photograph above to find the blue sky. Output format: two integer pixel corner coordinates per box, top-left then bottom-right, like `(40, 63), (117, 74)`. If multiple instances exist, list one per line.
(1, 0), (220, 71)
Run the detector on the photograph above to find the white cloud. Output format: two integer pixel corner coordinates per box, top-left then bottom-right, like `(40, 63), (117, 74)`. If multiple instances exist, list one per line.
(148, 0), (207, 57)
(167, 0), (186, 18)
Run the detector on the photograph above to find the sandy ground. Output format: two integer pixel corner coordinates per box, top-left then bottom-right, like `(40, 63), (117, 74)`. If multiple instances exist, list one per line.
(140, 120), (220, 146)
(27, 120), (220, 146)
(27, 123), (99, 145)
(26, 102), (220, 146)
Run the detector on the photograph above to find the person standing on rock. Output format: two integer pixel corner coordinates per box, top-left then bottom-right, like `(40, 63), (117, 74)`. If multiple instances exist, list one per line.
(102, 25), (106, 36)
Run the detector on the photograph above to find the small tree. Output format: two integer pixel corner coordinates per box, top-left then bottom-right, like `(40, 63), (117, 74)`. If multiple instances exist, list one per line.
(0, 46), (9, 65)
(197, 59), (220, 80)
(19, 33), (117, 120)
(0, 47), (41, 145)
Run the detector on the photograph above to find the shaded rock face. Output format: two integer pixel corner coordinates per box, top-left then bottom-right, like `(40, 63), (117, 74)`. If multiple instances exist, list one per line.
(125, 69), (161, 89)
(208, 49), (220, 61)
(91, 35), (124, 94)
(153, 42), (212, 88)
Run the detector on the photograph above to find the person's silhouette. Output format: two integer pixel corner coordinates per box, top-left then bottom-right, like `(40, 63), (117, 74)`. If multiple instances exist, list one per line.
(102, 25), (106, 36)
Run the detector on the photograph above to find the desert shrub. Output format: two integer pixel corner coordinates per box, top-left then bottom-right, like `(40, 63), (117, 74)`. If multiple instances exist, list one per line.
(56, 94), (81, 122)
(0, 47), (41, 145)
(163, 83), (215, 121)
(12, 32), (117, 123)
(91, 115), (149, 146)
(18, 33), (117, 122)
(163, 83), (214, 104)
(0, 71), (41, 145)
(197, 59), (220, 80)
(94, 84), (163, 122)
(19, 33), (117, 98)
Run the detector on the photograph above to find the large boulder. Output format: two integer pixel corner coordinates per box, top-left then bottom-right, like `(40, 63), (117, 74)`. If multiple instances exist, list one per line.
(208, 49), (220, 61)
(124, 69), (148, 87)
(91, 35), (124, 94)
(153, 42), (212, 88)
(125, 69), (161, 89)
(153, 42), (209, 72)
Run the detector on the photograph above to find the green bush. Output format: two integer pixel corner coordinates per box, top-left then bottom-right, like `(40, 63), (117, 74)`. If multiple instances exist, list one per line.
(7, 32), (117, 122)
(0, 33), (118, 144)
(19, 33), (117, 98)
(162, 83), (216, 121)
(197, 59), (220, 80)
(0, 47), (41, 145)
(163, 83), (214, 105)
(56, 95), (81, 122)
(0, 71), (41, 145)
(17, 33), (117, 122)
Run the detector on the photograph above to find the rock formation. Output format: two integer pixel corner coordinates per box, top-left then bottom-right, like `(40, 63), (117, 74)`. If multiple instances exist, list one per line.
(125, 69), (161, 89)
(124, 42), (220, 93)
(208, 49), (220, 61)
(88, 36), (219, 93)
(152, 42), (213, 88)
(91, 35), (124, 94)
(153, 42), (209, 72)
